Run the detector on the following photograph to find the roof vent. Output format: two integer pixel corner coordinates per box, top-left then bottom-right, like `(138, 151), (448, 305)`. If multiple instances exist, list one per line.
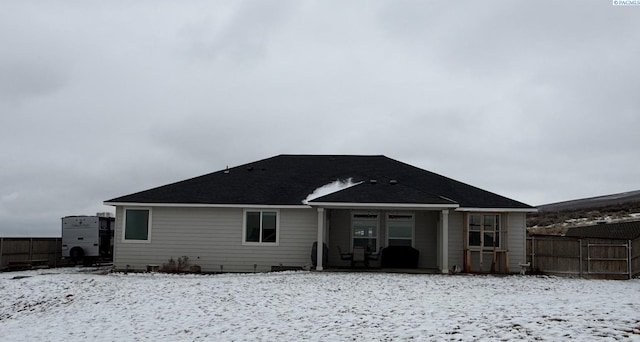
(247, 166), (254, 171)
(370, 179), (377, 184)
(389, 179), (397, 185)
(224, 166), (229, 174)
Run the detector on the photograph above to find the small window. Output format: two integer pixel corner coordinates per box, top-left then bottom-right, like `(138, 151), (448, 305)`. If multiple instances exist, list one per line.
(468, 214), (501, 248)
(352, 213), (378, 253)
(387, 214), (414, 247)
(123, 208), (151, 242)
(243, 210), (279, 244)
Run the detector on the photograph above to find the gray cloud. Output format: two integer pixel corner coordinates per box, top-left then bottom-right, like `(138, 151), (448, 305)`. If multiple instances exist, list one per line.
(1, 1), (639, 236)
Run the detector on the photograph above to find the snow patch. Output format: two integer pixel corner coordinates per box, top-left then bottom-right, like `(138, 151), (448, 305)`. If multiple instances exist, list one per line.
(302, 178), (362, 204)
(1, 269), (639, 341)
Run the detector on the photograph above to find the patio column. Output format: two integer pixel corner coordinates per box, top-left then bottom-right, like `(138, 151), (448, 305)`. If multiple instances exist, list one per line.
(316, 208), (325, 271)
(440, 209), (449, 274)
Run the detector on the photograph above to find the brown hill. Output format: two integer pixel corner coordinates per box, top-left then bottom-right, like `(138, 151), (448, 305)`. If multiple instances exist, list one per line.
(527, 190), (640, 235)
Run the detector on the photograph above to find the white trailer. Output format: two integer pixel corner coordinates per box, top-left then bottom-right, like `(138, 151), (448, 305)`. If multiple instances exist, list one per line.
(61, 214), (114, 265)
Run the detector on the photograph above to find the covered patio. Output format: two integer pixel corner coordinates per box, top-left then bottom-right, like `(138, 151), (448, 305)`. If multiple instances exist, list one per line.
(311, 206), (457, 273)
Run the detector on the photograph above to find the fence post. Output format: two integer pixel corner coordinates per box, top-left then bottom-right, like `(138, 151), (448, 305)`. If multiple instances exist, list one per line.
(531, 236), (535, 272)
(579, 239), (583, 278)
(29, 238), (33, 261)
(628, 240), (632, 280)
(54, 238), (59, 268)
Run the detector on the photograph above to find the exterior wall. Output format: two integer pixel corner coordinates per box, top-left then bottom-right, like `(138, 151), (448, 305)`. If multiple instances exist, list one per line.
(447, 211), (464, 271)
(113, 205), (525, 273)
(506, 212), (527, 272)
(458, 211), (527, 273)
(114, 206), (318, 272)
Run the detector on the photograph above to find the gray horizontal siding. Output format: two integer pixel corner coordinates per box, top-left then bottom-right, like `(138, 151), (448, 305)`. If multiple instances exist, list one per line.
(447, 211), (464, 270)
(507, 212), (527, 272)
(114, 206), (318, 272)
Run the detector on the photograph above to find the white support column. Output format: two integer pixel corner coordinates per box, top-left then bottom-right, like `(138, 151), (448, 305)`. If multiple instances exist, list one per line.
(441, 210), (449, 274)
(316, 208), (325, 271)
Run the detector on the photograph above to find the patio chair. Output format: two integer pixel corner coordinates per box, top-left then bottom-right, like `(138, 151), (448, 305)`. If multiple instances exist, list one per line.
(351, 246), (367, 267)
(367, 247), (384, 262)
(337, 246), (353, 261)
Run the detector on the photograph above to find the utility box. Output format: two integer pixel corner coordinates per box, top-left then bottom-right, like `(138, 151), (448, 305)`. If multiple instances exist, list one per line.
(61, 214), (115, 265)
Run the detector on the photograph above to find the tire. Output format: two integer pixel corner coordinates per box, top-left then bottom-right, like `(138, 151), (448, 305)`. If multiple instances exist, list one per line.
(70, 247), (84, 265)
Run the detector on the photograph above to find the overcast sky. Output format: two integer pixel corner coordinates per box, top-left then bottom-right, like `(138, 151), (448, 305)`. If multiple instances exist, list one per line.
(1, 1), (639, 237)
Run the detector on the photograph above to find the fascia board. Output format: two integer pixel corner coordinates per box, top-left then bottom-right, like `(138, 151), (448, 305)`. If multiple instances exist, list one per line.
(308, 202), (459, 210)
(103, 202), (311, 209)
(455, 207), (538, 213)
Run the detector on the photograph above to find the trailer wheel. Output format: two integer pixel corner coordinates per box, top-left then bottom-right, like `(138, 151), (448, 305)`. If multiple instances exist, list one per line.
(70, 247), (84, 265)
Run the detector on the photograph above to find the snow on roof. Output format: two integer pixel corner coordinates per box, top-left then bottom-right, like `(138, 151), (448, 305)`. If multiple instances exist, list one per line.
(302, 178), (362, 204)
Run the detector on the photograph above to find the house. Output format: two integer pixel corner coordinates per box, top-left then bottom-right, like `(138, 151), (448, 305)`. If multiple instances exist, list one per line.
(104, 155), (536, 273)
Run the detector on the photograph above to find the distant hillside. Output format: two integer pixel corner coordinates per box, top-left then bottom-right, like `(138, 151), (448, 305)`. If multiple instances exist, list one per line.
(527, 190), (640, 235)
(537, 190), (640, 212)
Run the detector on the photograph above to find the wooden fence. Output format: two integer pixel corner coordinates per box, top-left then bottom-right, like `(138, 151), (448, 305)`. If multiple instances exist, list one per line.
(527, 236), (640, 279)
(0, 237), (67, 270)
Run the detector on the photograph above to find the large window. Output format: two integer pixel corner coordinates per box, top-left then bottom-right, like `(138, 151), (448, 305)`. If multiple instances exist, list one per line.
(387, 214), (414, 247)
(352, 213), (378, 253)
(123, 208), (151, 242)
(244, 210), (278, 244)
(468, 214), (501, 248)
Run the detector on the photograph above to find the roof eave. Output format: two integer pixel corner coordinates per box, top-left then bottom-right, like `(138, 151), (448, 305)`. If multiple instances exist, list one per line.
(103, 201), (311, 209)
(308, 202), (460, 210)
(456, 207), (538, 213)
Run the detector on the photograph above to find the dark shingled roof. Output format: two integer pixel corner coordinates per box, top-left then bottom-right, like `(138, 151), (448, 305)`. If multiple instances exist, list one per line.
(310, 181), (457, 205)
(564, 220), (640, 240)
(105, 154), (533, 209)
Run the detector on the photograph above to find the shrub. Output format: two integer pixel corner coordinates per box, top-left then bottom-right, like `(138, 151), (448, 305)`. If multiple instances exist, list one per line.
(161, 256), (191, 273)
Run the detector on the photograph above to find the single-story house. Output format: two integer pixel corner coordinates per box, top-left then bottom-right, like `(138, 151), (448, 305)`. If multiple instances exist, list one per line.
(104, 155), (536, 273)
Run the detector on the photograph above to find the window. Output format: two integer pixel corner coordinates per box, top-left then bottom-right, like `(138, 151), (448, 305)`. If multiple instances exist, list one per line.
(243, 210), (278, 244)
(468, 214), (501, 248)
(352, 213), (378, 253)
(123, 208), (151, 242)
(387, 214), (414, 247)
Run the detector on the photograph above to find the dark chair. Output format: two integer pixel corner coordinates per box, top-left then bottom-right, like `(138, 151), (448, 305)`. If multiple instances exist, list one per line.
(337, 246), (353, 262)
(351, 246), (367, 267)
(367, 247), (384, 262)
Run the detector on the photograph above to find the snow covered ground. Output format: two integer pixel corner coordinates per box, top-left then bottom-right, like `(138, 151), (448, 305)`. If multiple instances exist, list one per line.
(1, 268), (639, 341)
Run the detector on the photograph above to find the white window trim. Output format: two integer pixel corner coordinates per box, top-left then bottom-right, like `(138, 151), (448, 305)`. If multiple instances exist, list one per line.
(467, 213), (502, 250)
(351, 212), (380, 251)
(242, 209), (280, 246)
(386, 213), (415, 248)
(122, 207), (152, 243)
